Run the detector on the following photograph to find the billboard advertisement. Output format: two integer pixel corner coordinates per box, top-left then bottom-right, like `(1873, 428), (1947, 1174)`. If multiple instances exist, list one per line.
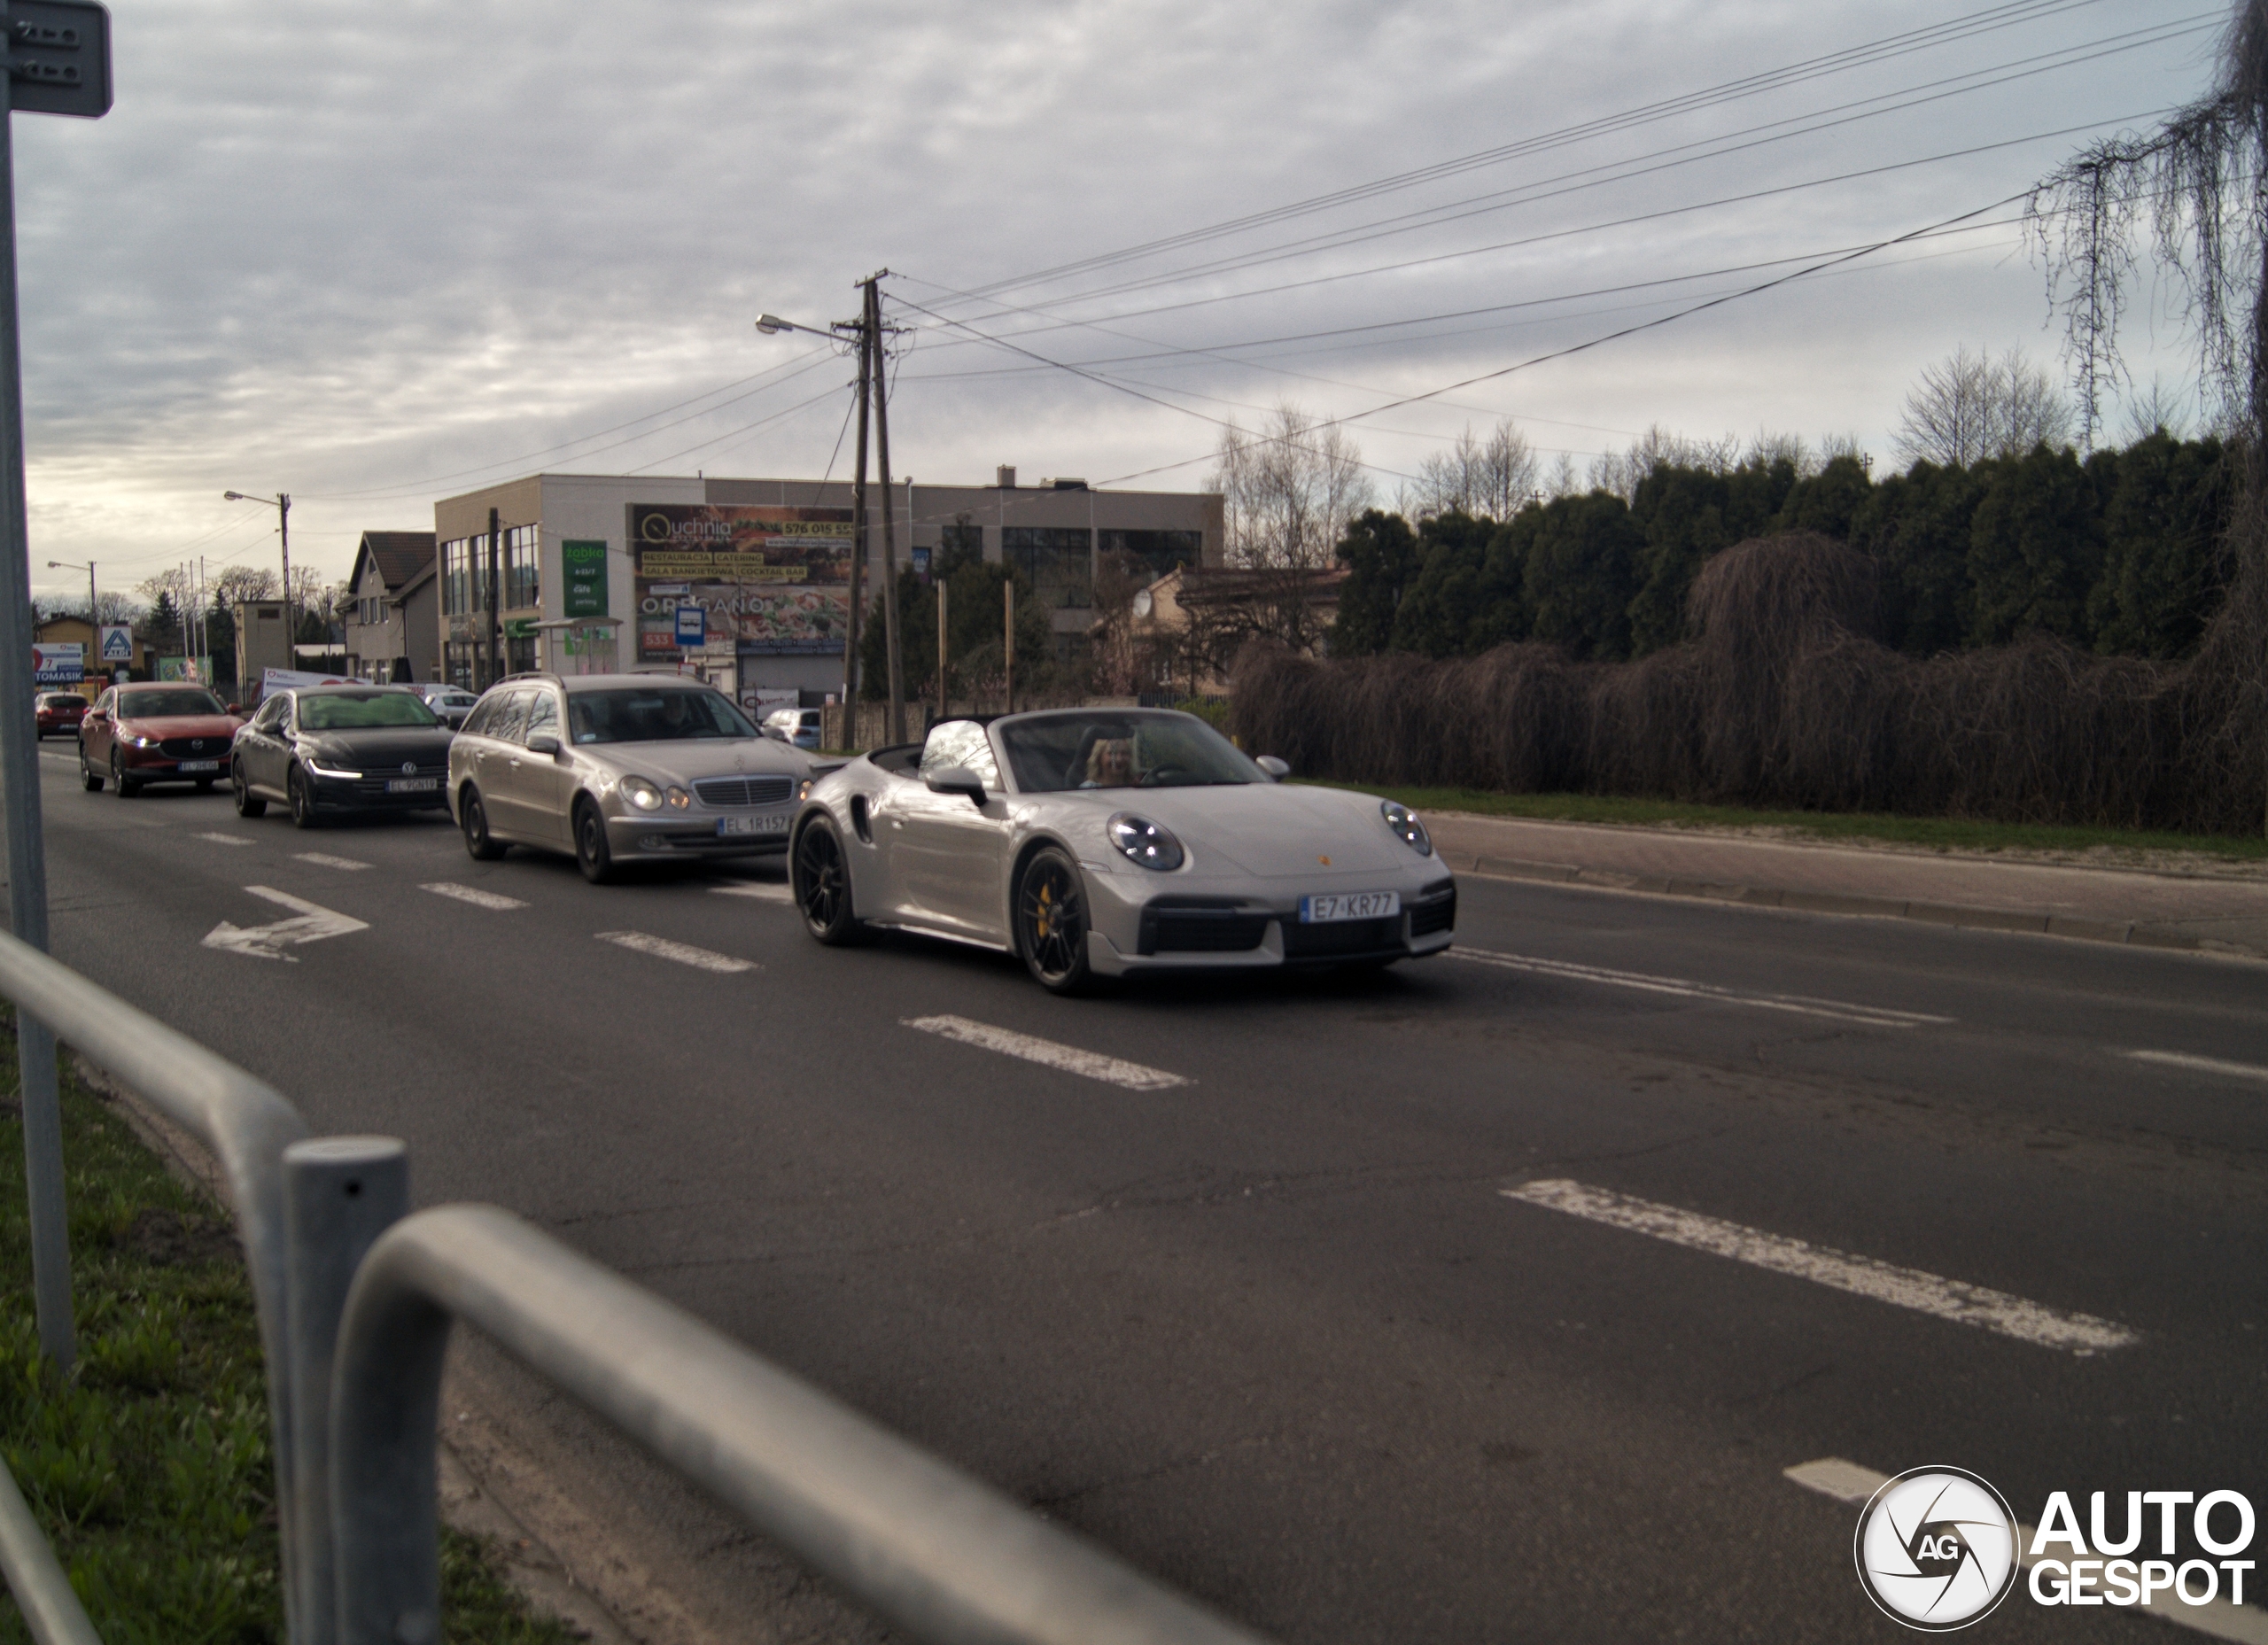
(630, 504), (853, 657)
(32, 643), (82, 684)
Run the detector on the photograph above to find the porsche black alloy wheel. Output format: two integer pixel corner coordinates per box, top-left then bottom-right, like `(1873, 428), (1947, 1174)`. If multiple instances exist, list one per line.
(231, 759), (266, 818)
(460, 787), (504, 860)
(1016, 846), (1092, 993)
(794, 817), (861, 944)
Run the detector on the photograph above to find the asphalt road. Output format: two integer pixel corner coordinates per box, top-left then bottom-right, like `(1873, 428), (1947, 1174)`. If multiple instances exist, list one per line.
(20, 743), (2268, 1643)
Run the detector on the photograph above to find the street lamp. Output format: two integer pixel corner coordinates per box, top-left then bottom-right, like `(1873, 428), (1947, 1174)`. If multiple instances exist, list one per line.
(43, 558), (94, 626)
(223, 490), (292, 648)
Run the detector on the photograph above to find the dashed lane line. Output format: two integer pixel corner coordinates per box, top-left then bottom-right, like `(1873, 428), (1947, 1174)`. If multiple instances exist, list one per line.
(1449, 945), (1953, 1028)
(196, 833), (253, 847)
(1501, 1178), (2135, 1355)
(293, 852), (373, 871)
(711, 882), (795, 903)
(1786, 1459), (2268, 1641)
(902, 1014), (1189, 1091)
(594, 931), (757, 974)
(422, 882), (527, 911)
(2125, 1049), (2268, 1085)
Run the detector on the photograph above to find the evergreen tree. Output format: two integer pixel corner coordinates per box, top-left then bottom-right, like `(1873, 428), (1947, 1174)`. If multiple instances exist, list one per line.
(1387, 511), (1495, 657)
(1774, 453), (1874, 539)
(2086, 431), (2232, 656)
(1965, 445), (2101, 646)
(1850, 462), (1986, 655)
(1328, 509), (1422, 656)
(1523, 493), (1643, 659)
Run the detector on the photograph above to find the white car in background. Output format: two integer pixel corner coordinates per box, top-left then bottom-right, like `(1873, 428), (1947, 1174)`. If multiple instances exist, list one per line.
(788, 707), (1456, 993)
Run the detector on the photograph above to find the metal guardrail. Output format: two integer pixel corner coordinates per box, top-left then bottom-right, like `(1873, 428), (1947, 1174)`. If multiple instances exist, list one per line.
(0, 929), (1276, 1645)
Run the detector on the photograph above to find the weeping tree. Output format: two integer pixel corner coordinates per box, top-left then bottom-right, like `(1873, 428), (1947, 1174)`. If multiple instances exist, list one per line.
(2027, 0), (2268, 831)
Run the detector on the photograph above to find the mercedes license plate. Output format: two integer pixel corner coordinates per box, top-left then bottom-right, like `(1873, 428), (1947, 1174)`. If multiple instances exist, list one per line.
(717, 813), (789, 837)
(385, 776), (439, 793)
(177, 760), (220, 773)
(1300, 890), (1400, 923)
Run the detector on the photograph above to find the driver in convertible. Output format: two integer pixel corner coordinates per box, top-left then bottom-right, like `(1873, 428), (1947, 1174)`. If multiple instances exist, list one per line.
(1083, 737), (1135, 787)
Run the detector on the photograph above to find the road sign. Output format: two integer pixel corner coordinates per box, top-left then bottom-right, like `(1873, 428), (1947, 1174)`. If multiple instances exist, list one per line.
(675, 604), (706, 647)
(31, 642), (80, 683)
(96, 624), (129, 663)
(8, 0), (113, 119)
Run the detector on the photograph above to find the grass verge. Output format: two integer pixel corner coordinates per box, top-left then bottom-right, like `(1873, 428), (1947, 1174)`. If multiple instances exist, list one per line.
(0, 1016), (580, 1645)
(1301, 782), (2268, 863)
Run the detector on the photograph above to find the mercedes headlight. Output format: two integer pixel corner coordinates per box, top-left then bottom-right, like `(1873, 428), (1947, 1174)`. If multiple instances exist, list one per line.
(1108, 812), (1184, 871)
(797, 777), (814, 802)
(1381, 800), (1432, 856)
(621, 775), (664, 812)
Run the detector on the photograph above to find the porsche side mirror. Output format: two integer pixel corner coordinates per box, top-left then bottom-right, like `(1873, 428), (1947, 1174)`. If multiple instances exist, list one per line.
(1255, 755), (1290, 780)
(526, 734), (563, 757)
(925, 766), (987, 805)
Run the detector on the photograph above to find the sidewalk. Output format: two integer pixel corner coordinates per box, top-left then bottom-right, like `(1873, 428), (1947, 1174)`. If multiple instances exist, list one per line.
(1424, 812), (2268, 962)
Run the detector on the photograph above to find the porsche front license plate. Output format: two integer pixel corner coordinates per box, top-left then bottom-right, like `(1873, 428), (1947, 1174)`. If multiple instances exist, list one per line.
(1300, 890), (1400, 923)
(717, 813), (789, 837)
(386, 777), (438, 793)
(177, 760), (220, 773)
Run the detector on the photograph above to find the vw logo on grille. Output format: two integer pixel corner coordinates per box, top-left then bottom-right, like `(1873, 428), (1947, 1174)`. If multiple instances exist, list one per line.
(401, 760), (417, 774)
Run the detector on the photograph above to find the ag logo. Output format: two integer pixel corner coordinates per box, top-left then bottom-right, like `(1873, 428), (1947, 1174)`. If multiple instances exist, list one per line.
(1854, 1467), (2019, 1631)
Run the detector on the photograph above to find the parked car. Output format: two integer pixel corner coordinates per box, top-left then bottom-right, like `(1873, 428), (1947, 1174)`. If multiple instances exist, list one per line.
(448, 672), (819, 882)
(762, 706), (823, 749)
(78, 683), (244, 795)
(788, 708), (1456, 993)
(229, 685), (454, 826)
(35, 692), (86, 740)
(411, 683), (481, 729)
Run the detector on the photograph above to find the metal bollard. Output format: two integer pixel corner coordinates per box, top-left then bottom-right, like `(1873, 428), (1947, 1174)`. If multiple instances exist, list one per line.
(284, 1137), (408, 1645)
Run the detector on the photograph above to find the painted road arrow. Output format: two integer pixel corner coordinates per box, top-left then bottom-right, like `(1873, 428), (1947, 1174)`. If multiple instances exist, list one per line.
(202, 885), (368, 961)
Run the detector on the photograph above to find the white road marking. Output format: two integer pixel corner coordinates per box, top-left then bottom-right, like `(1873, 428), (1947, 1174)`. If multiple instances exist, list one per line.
(902, 1014), (1188, 1090)
(2125, 1049), (2268, 1085)
(195, 832), (252, 847)
(711, 882), (794, 903)
(1788, 1458), (2268, 1641)
(594, 931), (756, 973)
(293, 852), (373, 871)
(202, 886), (369, 962)
(1502, 1178), (2135, 1354)
(422, 882), (526, 911)
(1450, 945), (1953, 1028)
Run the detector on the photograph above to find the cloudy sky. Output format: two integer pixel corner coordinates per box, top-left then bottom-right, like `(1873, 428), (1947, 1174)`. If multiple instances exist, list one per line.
(11, 0), (2227, 605)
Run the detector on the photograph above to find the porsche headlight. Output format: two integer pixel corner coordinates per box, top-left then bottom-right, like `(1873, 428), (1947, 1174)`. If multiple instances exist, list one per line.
(621, 775), (664, 812)
(1381, 800), (1432, 856)
(664, 785), (692, 811)
(1108, 812), (1184, 871)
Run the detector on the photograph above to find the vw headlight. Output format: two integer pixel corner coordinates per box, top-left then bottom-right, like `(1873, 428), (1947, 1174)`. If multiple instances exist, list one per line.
(664, 785), (692, 811)
(303, 755), (362, 779)
(1381, 800), (1432, 856)
(1108, 812), (1184, 872)
(621, 775), (663, 812)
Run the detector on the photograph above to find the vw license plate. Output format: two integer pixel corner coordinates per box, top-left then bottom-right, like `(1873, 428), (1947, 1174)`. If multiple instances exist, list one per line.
(717, 813), (789, 837)
(177, 760), (220, 773)
(385, 777), (439, 793)
(1300, 890), (1401, 923)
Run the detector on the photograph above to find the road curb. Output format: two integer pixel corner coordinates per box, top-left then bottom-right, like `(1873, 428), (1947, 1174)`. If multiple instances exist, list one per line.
(1461, 855), (2267, 962)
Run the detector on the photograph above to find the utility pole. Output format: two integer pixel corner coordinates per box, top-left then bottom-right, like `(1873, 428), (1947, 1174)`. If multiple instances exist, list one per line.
(847, 301), (871, 742)
(485, 507), (501, 687)
(936, 578), (947, 718)
(1004, 580), (1014, 715)
(867, 278), (906, 744)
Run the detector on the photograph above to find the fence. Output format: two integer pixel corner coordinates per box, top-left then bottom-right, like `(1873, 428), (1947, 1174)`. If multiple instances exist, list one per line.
(0, 927), (1268, 1645)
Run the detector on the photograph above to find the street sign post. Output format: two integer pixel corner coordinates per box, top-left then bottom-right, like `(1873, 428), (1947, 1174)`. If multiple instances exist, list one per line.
(0, 0), (113, 1377)
(675, 603), (706, 648)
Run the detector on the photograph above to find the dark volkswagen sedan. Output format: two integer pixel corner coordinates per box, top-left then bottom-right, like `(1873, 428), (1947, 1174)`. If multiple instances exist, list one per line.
(230, 686), (454, 827)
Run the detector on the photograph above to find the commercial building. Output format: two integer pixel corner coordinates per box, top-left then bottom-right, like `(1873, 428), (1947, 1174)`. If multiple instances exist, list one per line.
(430, 468), (1223, 706)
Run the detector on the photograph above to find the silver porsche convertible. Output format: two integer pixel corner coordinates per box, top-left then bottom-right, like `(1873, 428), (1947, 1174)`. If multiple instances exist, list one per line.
(788, 707), (1456, 991)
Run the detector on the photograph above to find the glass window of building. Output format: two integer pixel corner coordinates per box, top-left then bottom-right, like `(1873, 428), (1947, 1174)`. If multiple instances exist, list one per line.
(1003, 527), (1093, 609)
(1098, 529), (1201, 580)
(504, 524), (540, 611)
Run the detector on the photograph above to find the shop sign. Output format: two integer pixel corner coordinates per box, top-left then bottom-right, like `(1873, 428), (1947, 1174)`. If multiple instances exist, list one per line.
(629, 503), (853, 656)
(32, 642), (81, 684)
(561, 539), (608, 617)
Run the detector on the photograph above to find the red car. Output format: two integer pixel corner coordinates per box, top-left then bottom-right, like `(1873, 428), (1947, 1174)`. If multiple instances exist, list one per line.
(35, 691), (86, 740)
(79, 683), (245, 796)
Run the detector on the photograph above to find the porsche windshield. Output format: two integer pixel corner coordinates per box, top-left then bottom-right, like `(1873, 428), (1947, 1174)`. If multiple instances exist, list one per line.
(999, 711), (1263, 792)
(567, 688), (757, 744)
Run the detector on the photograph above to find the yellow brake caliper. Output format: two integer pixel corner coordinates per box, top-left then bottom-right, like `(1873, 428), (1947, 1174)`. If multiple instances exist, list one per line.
(1035, 881), (1053, 940)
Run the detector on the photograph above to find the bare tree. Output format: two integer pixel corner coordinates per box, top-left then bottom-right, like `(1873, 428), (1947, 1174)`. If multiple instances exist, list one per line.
(1588, 424), (1741, 500)
(2119, 376), (2193, 443)
(1212, 401), (1374, 570)
(1404, 417), (1539, 520)
(211, 565), (280, 606)
(1892, 346), (2075, 468)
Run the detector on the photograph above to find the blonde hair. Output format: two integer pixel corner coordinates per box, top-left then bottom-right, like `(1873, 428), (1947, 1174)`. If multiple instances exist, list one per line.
(1085, 738), (1133, 783)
